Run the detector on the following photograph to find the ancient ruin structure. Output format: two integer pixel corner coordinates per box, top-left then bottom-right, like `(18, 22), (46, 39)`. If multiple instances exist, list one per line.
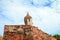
(0, 36), (2, 40)
(3, 12), (57, 40)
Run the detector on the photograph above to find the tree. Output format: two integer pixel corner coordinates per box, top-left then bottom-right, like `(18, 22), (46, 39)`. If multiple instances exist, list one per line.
(0, 35), (2, 40)
(53, 34), (60, 40)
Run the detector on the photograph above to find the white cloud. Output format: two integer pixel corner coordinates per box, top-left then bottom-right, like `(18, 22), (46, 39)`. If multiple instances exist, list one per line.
(32, 7), (60, 34)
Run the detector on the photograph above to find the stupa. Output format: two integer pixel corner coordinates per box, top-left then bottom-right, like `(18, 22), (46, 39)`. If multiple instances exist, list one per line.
(3, 12), (57, 40)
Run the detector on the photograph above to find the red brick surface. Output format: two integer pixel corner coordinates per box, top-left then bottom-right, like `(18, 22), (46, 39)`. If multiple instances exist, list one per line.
(3, 25), (57, 40)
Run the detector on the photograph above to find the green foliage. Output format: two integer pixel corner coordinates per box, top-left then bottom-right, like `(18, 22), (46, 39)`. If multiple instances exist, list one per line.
(53, 34), (60, 40)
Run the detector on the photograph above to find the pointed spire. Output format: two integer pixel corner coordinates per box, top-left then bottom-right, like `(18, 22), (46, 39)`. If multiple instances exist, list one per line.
(27, 12), (29, 16)
(26, 12), (30, 16)
(25, 12), (32, 18)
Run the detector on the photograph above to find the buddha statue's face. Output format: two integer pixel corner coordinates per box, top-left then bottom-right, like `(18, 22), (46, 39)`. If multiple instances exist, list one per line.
(24, 13), (32, 25)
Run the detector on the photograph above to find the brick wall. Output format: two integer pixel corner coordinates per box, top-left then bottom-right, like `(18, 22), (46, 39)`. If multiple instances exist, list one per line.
(3, 25), (57, 40)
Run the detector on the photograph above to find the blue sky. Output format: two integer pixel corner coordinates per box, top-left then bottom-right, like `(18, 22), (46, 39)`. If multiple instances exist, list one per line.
(0, 0), (60, 36)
